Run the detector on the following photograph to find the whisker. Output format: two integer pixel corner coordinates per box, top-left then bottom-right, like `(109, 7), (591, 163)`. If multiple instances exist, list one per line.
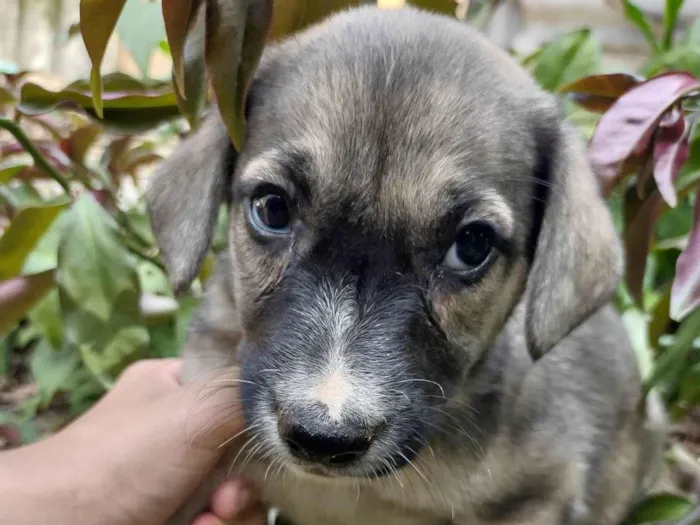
(217, 423), (261, 449)
(396, 379), (445, 397)
(228, 435), (258, 476)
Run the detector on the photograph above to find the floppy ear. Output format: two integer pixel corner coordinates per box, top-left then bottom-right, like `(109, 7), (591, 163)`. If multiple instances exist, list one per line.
(146, 111), (235, 293)
(525, 121), (623, 359)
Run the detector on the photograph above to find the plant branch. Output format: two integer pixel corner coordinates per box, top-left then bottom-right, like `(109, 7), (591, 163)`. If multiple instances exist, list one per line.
(0, 118), (71, 194)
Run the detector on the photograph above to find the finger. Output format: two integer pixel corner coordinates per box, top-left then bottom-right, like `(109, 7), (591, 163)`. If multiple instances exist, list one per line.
(211, 478), (259, 520)
(119, 358), (182, 386)
(172, 365), (246, 452)
(191, 513), (226, 525)
(231, 503), (268, 525)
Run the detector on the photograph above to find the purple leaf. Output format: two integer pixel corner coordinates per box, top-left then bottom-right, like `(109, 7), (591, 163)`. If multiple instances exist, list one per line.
(589, 72), (700, 195)
(652, 107), (690, 208)
(671, 195), (700, 321)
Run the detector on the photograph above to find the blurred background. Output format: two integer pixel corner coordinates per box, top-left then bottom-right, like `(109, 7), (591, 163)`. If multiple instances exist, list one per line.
(1, 2), (699, 521)
(2, 0), (700, 81)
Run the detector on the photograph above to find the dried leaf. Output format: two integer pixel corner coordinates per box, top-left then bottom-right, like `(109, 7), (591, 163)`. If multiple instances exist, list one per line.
(670, 195), (700, 321)
(0, 271), (55, 335)
(623, 188), (662, 305)
(175, 1), (207, 128)
(560, 73), (643, 113)
(589, 72), (700, 195)
(162, 0), (199, 94)
(652, 107), (690, 207)
(79, 0), (129, 118)
(205, 0), (274, 151)
(406, 0), (457, 15)
(60, 124), (103, 164)
(268, 1), (360, 42)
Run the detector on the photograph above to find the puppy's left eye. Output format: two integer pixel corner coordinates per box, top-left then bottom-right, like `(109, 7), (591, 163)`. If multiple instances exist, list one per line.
(444, 222), (495, 272)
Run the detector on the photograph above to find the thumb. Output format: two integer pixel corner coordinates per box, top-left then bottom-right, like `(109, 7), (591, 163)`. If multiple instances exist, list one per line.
(169, 366), (247, 456)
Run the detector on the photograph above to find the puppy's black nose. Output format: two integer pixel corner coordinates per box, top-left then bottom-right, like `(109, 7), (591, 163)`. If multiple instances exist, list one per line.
(278, 413), (374, 466)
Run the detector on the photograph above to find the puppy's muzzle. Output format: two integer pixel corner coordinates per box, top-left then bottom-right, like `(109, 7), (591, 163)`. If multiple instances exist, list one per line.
(278, 408), (379, 467)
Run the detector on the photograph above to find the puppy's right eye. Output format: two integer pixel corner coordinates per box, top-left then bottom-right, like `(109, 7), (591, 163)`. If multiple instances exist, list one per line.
(249, 192), (292, 234)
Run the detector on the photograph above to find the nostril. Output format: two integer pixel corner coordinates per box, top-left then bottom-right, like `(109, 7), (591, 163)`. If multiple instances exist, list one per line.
(282, 422), (374, 466)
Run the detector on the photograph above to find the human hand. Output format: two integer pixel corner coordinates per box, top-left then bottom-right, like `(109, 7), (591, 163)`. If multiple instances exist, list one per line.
(0, 358), (266, 525)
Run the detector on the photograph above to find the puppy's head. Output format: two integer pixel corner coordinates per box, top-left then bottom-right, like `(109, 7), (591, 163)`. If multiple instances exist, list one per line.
(147, 7), (622, 478)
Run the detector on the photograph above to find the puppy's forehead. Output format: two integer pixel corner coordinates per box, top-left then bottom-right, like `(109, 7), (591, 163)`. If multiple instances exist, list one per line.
(242, 7), (555, 235)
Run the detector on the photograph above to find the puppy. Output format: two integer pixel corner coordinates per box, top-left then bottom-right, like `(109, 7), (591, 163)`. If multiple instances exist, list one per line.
(147, 6), (667, 525)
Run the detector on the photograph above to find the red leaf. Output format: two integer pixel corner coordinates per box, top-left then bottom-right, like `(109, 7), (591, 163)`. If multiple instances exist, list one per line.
(652, 107), (690, 208)
(671, 196), (700, 321)
(589, 72), (700, 196)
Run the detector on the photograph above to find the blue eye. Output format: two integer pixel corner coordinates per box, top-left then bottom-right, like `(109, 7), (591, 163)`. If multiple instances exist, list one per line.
(250, 193), (292, 233)
(444, 222), (494, 271)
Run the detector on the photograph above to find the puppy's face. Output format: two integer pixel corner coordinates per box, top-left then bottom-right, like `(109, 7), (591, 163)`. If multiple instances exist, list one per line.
(147, 7), (622, 480)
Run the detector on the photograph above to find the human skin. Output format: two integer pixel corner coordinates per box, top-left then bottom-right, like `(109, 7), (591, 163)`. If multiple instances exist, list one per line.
(0, 358), (266, 525)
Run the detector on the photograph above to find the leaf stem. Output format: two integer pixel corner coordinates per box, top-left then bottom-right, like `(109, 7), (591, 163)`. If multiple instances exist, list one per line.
(0, 118), (72, 194)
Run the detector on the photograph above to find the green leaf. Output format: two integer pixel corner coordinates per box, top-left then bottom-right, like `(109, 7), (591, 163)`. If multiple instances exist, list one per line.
(0, 411), (39, 446)
(18, 74), (181, 134)
(622, 0), (660, 53)
(116, 0), (168, 78)
(28, 290), (64, 350)
(138, 260), (173, 297)
(679, 361), (700, 406)
(0, 182), (44, 210)
(682, 16), (700, 47)
(621, 308), (653, 381)
(21, 211), (66, 276)
(0, 164), (30, 184)
(624, 493), (693, 524)
(531, 29), (602, 92)
(147, 293), (200, 358)
(30, 339), (80, 408)
(662, 0), (684, 51)
(642, 46), (700, 78)
(644, 307), (700, 395)
(79, 0), (129, 117)
(57, 193), (137, 323)
(0, 335), (9, 377)
(0, 271), (56, 336)
(67, 367), (105, 417)
(0, 201), (70, 281)
(80, 325), (149, 388)
(57, 194), (149, 386)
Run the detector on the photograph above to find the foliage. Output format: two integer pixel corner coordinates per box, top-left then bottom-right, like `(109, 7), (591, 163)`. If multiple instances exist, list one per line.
(1, 0), (699, 520)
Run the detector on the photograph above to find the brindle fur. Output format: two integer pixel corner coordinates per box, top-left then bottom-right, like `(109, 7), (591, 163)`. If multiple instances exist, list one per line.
(146, 6), (667, 525)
